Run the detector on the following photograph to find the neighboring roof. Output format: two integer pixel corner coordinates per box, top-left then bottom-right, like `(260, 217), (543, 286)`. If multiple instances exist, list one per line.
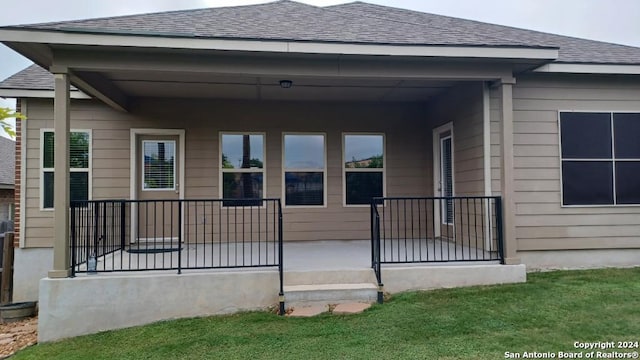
(0, 137), (15, 187)
(0, 65), (87, 98)
(0, 64), (74, 91)
(4, 0), (638, 65)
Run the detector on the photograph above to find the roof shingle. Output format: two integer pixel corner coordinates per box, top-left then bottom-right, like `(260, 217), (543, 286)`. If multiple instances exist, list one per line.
(14, 1), (545, 48)
(329, 2), (640, 64)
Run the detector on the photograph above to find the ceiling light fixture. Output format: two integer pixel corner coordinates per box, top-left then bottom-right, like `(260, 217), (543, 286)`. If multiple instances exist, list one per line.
(279, 80), (293, 89)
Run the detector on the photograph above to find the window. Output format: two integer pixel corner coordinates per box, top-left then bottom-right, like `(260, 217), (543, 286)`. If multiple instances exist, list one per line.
(283, 134), (326, 206)
(560, 112), (640, 206)
(142, 140), (175, 190)
(344, 134), (385, 205)
(41, 130), (91, 210)
(220, 133), (265, 206)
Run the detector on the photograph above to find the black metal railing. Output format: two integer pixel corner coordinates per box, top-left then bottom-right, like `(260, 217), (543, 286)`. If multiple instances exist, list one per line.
(371, 204), (383, 304)
(70, 198), (285, 314)
(371, 196), (504, 302)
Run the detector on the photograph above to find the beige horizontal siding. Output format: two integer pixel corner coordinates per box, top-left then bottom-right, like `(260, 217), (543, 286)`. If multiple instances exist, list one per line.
(489, 87), (502, 195)
(23, 98), (445, 247)
(426, 82), (486, 197)
(512, 74), (640, 252)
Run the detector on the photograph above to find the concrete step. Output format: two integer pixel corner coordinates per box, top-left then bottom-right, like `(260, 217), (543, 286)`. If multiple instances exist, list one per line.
(284, 269), (377, 286)
(284, 282), (378, 307)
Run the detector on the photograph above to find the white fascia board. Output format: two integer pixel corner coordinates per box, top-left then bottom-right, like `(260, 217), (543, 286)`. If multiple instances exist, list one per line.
(0, 89), (90, 99)
(0, 28), (558, 60)
(534, 63), (640, 74)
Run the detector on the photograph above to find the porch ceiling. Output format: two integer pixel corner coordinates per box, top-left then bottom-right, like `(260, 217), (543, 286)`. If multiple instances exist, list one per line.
(5, 42), (532, 110)
(92, 69), (457, 102)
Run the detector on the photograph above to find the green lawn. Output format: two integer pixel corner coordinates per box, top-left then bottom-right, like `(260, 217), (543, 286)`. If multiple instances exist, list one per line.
(15, 268), (640, 360)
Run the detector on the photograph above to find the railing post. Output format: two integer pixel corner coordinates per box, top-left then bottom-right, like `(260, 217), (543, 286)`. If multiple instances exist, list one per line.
(371, 199), (384, 304)
(102, 201), (107, 258)
(370, 203), (374, 268)
(375, 210), (383, 304)
(277, 199), (285, 316)
(120, 201), (126, 250)
(178, 200), (182, 274)
(70, 203), (76, 277)
(92, 202), (99, 265)
(495, 197), (505, 264)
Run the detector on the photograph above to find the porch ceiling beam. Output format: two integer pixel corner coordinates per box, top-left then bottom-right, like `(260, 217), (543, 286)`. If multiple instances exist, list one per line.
(70, 72), (129, 112)
(50, 65), (129, 112)
(52, 50), (515, 81)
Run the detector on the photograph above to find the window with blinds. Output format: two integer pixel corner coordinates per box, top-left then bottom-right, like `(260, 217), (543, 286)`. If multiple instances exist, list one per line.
(41, 130), (91, 209)
(440, 135), (454, 224)
(344, 134), (384, 205)
(283, 134), (325, 206)
(142, 140), (176, 190)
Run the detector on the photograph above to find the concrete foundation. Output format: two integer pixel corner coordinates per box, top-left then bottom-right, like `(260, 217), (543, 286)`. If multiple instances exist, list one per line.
(38, 262), (527, 342)
(13, 248), (52, 302)
(38, 270), (279, 342)
(519, 249), (640, 271)
(382, 263), (526, 293)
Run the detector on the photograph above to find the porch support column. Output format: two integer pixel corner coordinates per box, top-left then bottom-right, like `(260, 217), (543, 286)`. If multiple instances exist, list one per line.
(49, 68), (71, 278)
(499, 78), (520, 265)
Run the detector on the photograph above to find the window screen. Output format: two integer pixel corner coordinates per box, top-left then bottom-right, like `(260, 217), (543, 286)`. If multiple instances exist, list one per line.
(560, 112), (640, 206)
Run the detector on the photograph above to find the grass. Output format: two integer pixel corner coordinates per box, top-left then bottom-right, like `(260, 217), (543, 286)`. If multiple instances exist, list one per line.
(14, 268), (640, 359)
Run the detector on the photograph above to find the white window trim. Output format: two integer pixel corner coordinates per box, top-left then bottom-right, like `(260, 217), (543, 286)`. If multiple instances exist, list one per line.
(282, 132), (327, 208)
(558, 110), (640, 208)
(141, 139), (177, 191)
(342, 132), (386, 208)
(40, 128), (92, 211)
(219, 132), (267, 204)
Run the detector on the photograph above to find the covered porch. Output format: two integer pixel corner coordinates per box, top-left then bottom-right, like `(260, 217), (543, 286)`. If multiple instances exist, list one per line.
(4, 33), (547, 342)
(33, 45), (534, 276)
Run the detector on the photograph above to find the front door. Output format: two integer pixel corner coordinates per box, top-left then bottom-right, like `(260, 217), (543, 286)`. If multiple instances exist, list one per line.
(135, 135), (180, 242)
(433, 123), (454, 239)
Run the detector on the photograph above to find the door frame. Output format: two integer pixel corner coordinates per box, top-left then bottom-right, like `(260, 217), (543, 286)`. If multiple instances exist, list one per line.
(130, 128), (186, 243)
(432, 122), (454, 237)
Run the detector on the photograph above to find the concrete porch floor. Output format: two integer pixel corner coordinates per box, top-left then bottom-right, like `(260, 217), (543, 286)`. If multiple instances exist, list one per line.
(77, 239), (500, 274)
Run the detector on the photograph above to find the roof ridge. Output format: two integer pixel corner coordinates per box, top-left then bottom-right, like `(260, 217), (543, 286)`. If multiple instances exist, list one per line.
(13, 0), (294, 29)
(327, 2), (640, 50)
(323, 2), (546, 48)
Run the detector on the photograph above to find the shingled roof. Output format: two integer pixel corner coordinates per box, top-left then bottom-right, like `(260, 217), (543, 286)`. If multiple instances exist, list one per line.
(6, 0), (640, 65)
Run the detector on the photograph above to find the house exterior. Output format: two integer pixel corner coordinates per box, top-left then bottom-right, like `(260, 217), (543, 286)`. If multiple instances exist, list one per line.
(0, 0), (639, 341)
(0, 137), (15, 225)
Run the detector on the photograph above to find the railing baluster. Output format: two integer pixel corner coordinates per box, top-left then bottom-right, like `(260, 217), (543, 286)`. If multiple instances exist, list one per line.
(70, 203), (76, 277)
